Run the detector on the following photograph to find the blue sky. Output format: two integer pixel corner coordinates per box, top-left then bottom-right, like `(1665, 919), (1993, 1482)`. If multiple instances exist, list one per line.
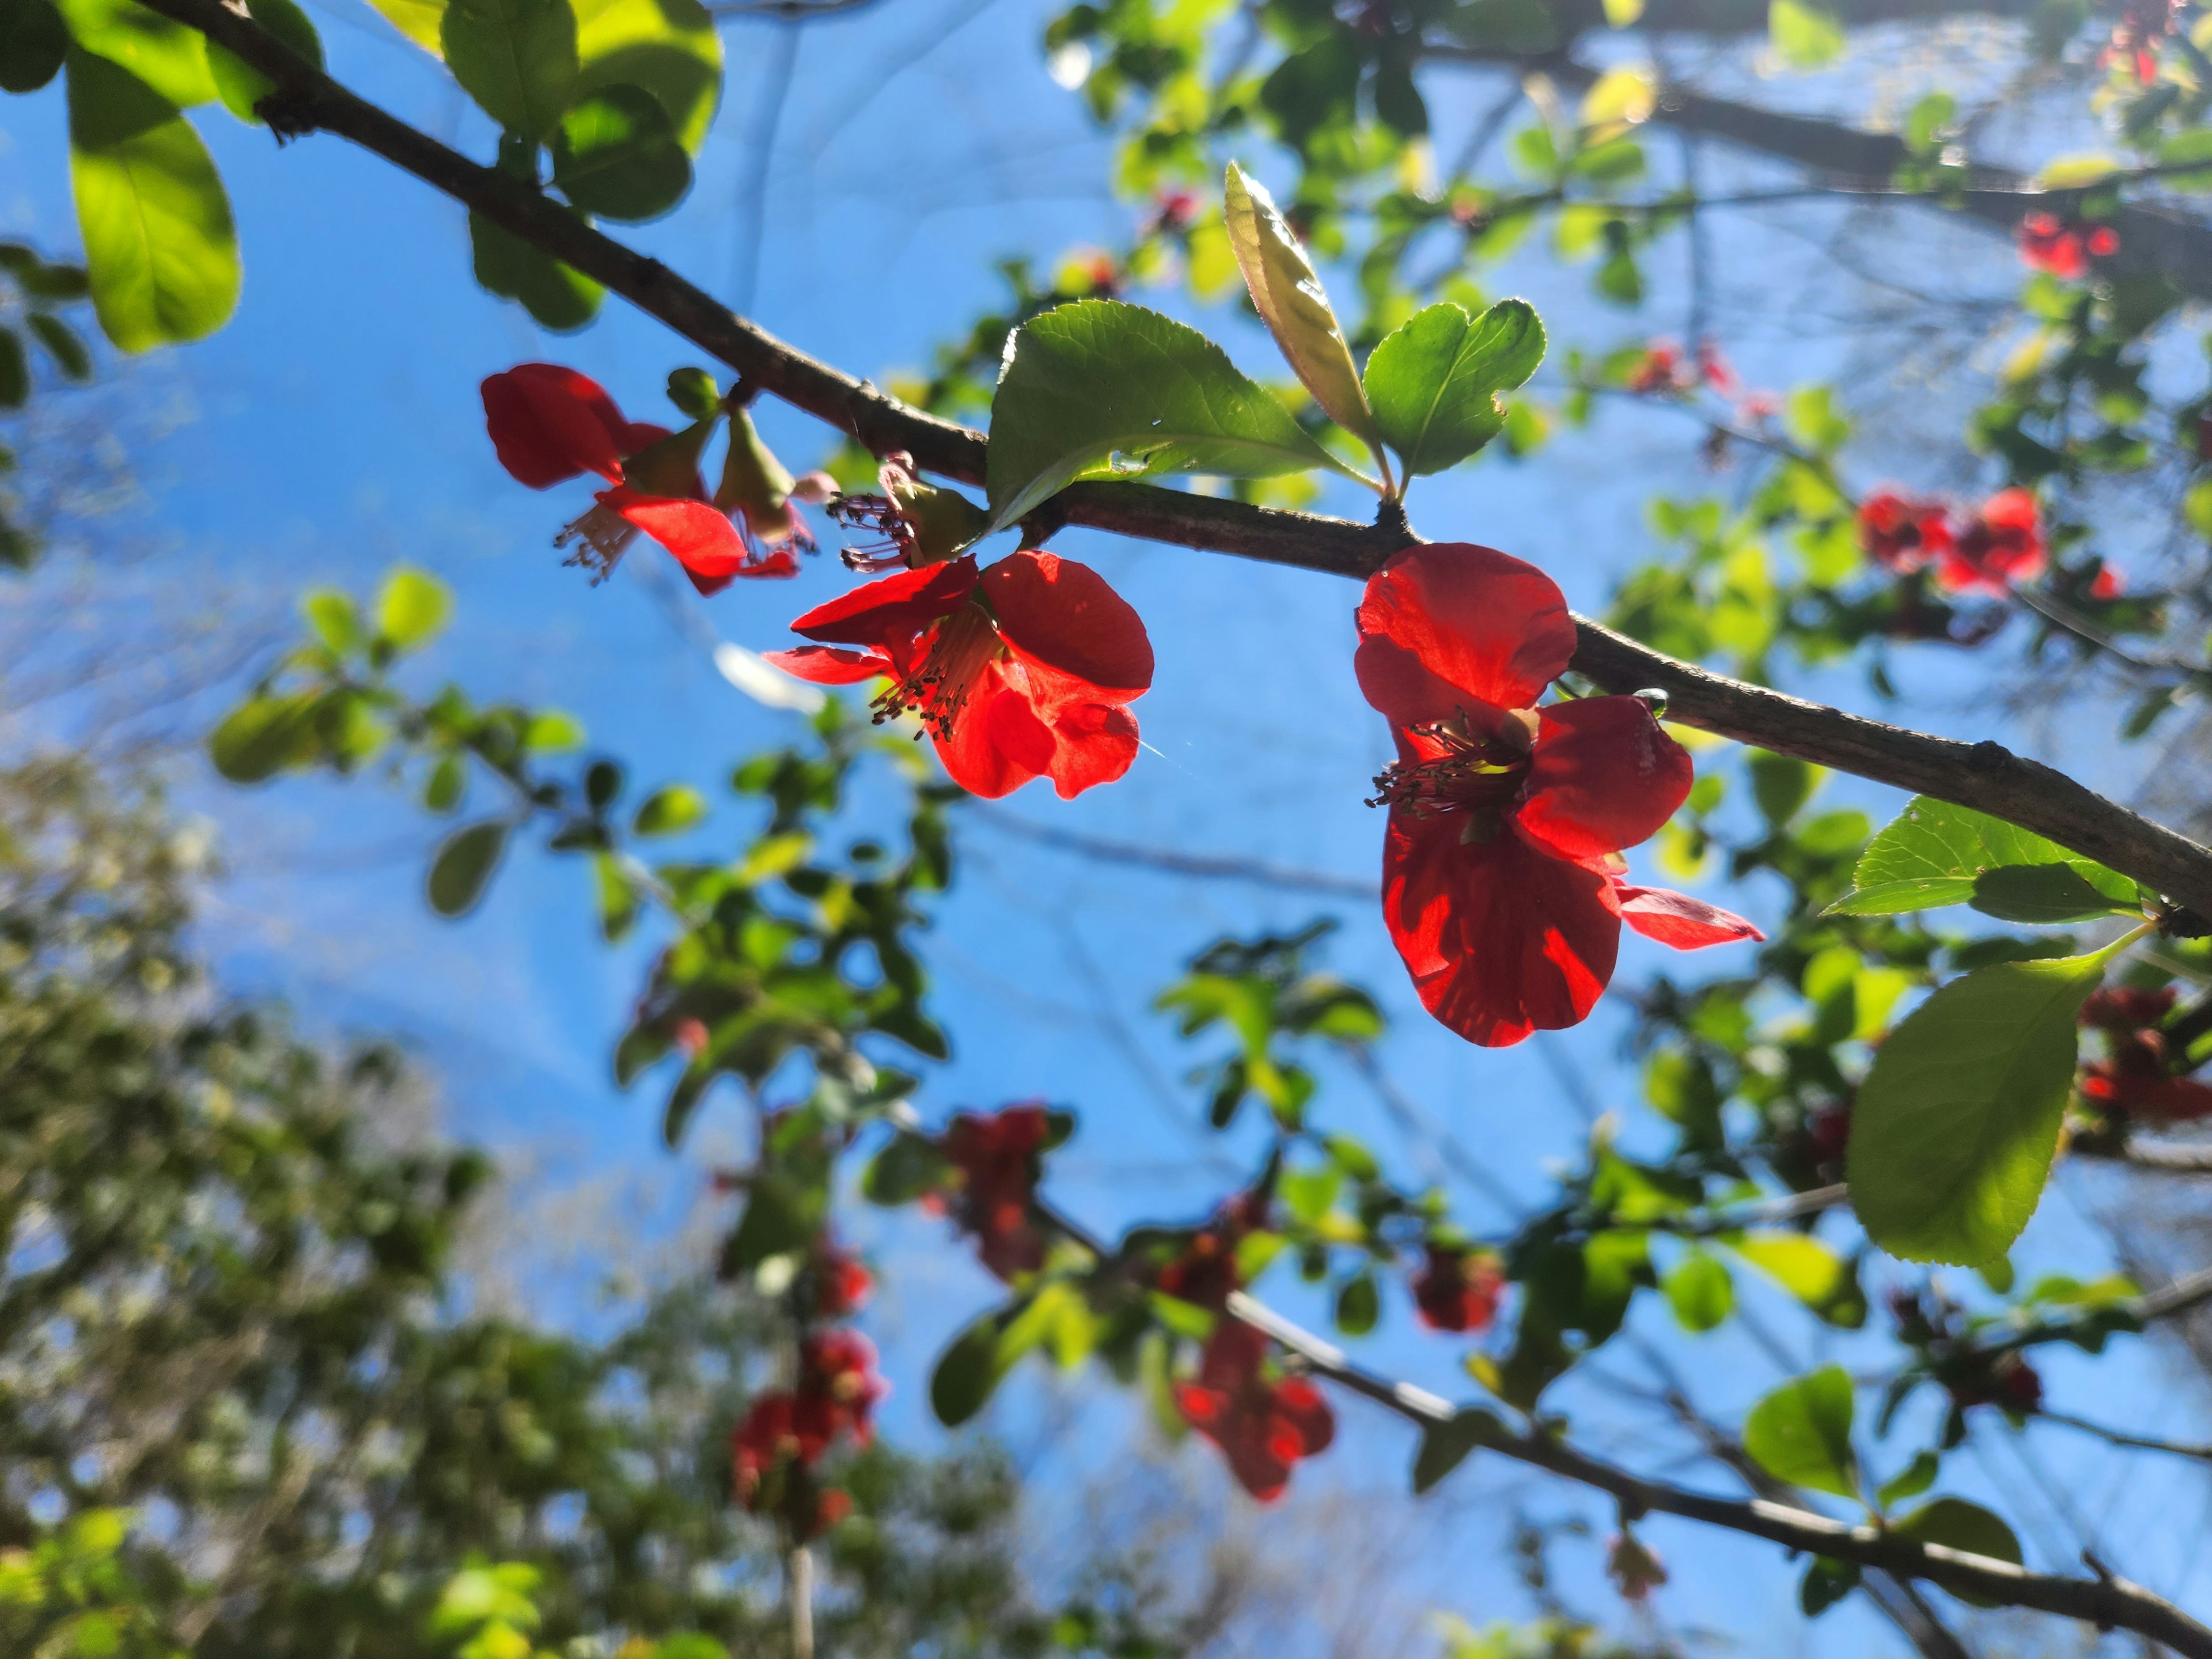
(2, 2), (2207, 1648)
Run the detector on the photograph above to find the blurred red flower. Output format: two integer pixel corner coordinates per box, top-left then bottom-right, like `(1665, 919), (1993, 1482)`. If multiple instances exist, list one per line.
(2080, 984), (2212, 1121)
(1858, 490), (1953, 574)
(1175, 1321), (1334, 1502)
(1411, 1244), (1505, 1332)
(942, 1104), (1052, 1279)
(1936, 488), (2045, 595)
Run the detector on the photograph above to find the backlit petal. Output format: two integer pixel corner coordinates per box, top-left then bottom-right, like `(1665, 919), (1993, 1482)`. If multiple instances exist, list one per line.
(1041, 699), (1141, 798)
(790, 556), (980, 649)
(761, 646), (891, 685)
(1383, 815), (1620, 1047)
(934, 665), (1057, 798)
(1513, 698), (1692, 860)
(982, 550), (1154, 701)
(601, 489), (751, 578)
(1615, 885), (1764, 949)
(482, 363), (630, 487)
(1355, 544), (1577, 726)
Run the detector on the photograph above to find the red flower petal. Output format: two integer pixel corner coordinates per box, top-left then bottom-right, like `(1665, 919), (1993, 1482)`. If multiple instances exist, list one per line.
(1040, 698), (1141, 800)
(599, 488), (751, 578)
(933, 665), (1058, 798)
(1384, 815), (1620, 1047)
(2092, 1073), (2212, 1123)
(482, 363), (630, 488)
(762, 646), (892, 685)
(1615, 885), (1764, 949)
(790, 556), (980, 648)
(980, 550), (1154, 701)
(1272, 1378), (1335, 1456)
(1512, 698), (1694, 861)
(1355, 544), (1577, 728)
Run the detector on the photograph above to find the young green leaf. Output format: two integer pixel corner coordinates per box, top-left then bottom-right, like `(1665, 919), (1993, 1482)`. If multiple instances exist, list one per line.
(1769, 0), (1844, 66)
(1847, 949), (2109, 1265)
(1728, 1230), (1863, 1327)
(551, 84), (690, 221)
(1411, 1407), (1501, 1494)
(365, 0), (446, 53)
(55, 0), (216, 107)
(985, 299), (1357, 532)
(633, 783), (707, 836)
(1362, 299), (1546, 476)
(1743, 1364), (1858, 1498)
(208, 692), (313, 783)
(66, 48), (240, 353)
(1825, 795), (2138, 921)
(0, 0), (68, 93)
(573, 0), (721, 153)
(441, 0), (577, 141)
(427, 820), (510, 916)
(1335, 1271), (1380, 1336)
(1661, 1247), (1733, 1332)
(1875, 1449), (1940, 1510)
(1221, 161), (1378, 453)
(207, 0), (321, 124)
(376, 565), (453, 650)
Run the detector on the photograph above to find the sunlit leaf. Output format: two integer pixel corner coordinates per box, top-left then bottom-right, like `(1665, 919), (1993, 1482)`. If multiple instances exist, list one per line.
(1362, 299), (1545, 476)
(1743, 1364), (1857, 1497)
(441, 0), (575, 140)
(1221, 161), (1377, 451)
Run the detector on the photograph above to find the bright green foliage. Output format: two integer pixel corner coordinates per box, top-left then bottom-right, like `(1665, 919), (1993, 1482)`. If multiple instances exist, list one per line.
(571, 0), (720, 153)
(1849, 950), (2109, 1265)
(1363, 300), (1545, 475)
(985, 298), (1354, 531)
(65, 48), (238, 353)
(552, 85), (690, 221)
(1661, 1247), (1732, 1332)
(1743, 1366), (1858, 1498)
(440, 0), (575, 141)
(55, 0), (215, 107)
(1829, 796), (2140, 922)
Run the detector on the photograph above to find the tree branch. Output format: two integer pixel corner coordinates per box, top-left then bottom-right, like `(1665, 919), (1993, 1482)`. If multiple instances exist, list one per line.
(136, 0), (2212, 920)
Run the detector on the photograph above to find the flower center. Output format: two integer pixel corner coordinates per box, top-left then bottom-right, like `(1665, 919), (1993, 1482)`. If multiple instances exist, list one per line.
(554, 503), (639, 582)
(870, 601), (1005, 738)
(1365, 709), (1537, 842)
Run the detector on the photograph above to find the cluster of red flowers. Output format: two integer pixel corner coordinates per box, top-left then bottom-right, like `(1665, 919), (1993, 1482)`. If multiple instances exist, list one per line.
(480, 364), (825, 591)
(1624, 338), (1776, 422)
(730, 1327), (888, 1538)
(813, 1237), (874, 1318)
(2103, 0), (2179, 82)
(1155, 1191), (1271, 1310)
(2079, 986), (2212, 1122)
(1175, 1321), (1335, 1502)
(1887, 1287), (2044, 1415)
(1410, 1243), (1505, 1332)
(1857, 487), (2058, 596)
(938, 1104), (1051, 1279)
(2016, 212), (2120, 281)
(1356, 544), (1762, 1047)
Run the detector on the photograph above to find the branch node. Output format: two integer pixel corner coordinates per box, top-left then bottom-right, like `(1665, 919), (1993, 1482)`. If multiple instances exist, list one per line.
(1969, 738), (2013, 772)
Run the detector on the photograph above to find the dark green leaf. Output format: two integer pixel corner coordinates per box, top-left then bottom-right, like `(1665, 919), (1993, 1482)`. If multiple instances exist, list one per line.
(423, 753), (466, 813)
(427, 820), (510, 916)
(0, 329), (26, 410)
(724, 1173), (821, 1272)
(984, 298), (1353, 533)
(1969, 862), (2140, 925)
(66, 48), (240, 353)
(25, 313), (91, 380)
(1893, 1497), (2021, 1604)
(1876, 1449), (1940, 1510)
(862, 1131), (948, 1205)
(207, 0), (321, 123)
(208, 693), (312, 783)
(0, 0), (67, 93)
(469, 209), (603, 331)
(551, 84), (688, 221)
(1362, 299), (1544, 475)
(1848, 949), (2107, 1264)
(1743, 1365), (1858, 1498)
(441, 0), (575, 138)
(633, 783), (706, 836)
(931, 1309), (1013, 1427)
(1335, 1272), (1379, 1335)
(1747, 750), (1817, 826)
(1412, 1407), (1499, 1494)
(1799, 1557), (1859, 1616)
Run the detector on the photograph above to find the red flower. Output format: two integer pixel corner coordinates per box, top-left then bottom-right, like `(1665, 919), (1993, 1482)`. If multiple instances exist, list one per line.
(766, 550), (1154, 800)
(1858, 490), (1953, 574)
(2089, 563), (2125, 600)
(2016, 213), (2119, 280)
(2080, 985), (2212, 1121)
(1936, 488), (2044, 595)
(1156, 1190), (1272, 1312)
(1695, 338), (1738, 396)
(732, 1389), (800, 1502)
(1626, 342), (1686, 395)
(2103, 0), (2177, 81)
(730, 1391), (857, 1537)
(813, 1238), (873, 1318)
(480, 363), (806, 593)
(1175, 1321), (1335, 1502)
(797, 1327), (888, 1450)
(1356, 544), (1762, 1047)
(942, 1104), (1052, 1279)
(1411, 1244), (1504, 1333)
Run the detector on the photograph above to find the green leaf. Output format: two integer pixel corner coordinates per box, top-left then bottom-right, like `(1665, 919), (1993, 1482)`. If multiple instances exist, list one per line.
(427, 820), (510, 916)
(469, 209), (603, 331)
(592, 851), (637, 940)
(551, 84), (688, 221)
(1893, 1497), (2021, 1604)
(1728, 1230), (1862, 1325)
(1743, 1364), (1858, 1498)
(1335, 1272), (1379, 1335)
(1969, 862), (2139, 925)
(55, 0), (214, 106)
(931, 1308), (1017, 1427)
(1412, 1407), (1500, 1494)
(1799, 1556), (1859, 1616)
(522, 709), (584, 752)
(376, 565), (452, 650)
(26, 313), (92, 380)
(1661, 1248), (1733, 1332)
(1769, 0), (1844, 66)
(208, 693), (312, 783)
(441, 0), (576, 139)
(207, 0), (321, 124)
(1221, 161), (1376, 452)
(302, 588), (363, 654)
(984, 298), (1355, 533)
(423, 752), (467, 812)
(365, 0), (446, 52)
(1848, 949), (2109, 1265)
(573, 0), (719, 153)
(1747, 750), (1819, 826)
(66, 48), (239, 353)
(633, 783), (706, 836)
(1876, 1449), (1940, 1510)
(1827, 795), (2135, 919)
(1362, 299), (1545, 476)
(0, 0), (68, 93)
(0, 330), (26, 410)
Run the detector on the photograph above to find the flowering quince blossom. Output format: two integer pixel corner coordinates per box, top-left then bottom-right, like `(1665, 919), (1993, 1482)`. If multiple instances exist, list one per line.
(1175, 1321), (1334, 1502)
(2016, 212), (2119, 280)
(480, 363), (814, 594)
(1410, 1243), (1504, 1332)
(728, 1330), (885, 1537)
(939, 1104), (1051, 1279)
(1355, 544), (1762, 1047)
(812, 1237), (873, 1318)
(1858, 490), (1953, 574)
(765, 550), (1154, 800)
(2078, 986), (2212, 1122)
(1154, 1190), (1271, 1310)
(1937, 487), (2046, 596)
